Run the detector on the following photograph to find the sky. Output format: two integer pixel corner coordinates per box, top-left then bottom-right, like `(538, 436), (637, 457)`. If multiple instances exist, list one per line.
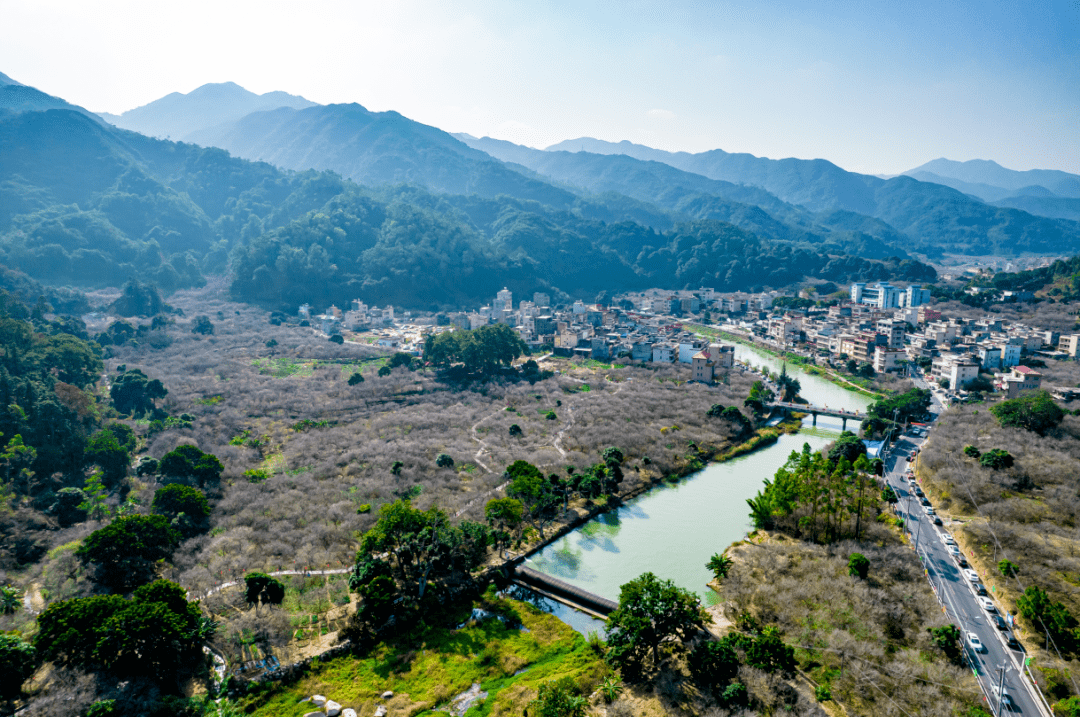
(1, 0), (1077, 175)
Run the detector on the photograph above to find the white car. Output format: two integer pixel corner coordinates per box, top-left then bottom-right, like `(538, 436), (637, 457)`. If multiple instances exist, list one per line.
(926, 506), (936, 516)
(966, 632), (985, 653)
(947, 544), (960, 556)
(991, 683), (1012, 706)
(963, 569), (980, 582)
(978, 596), (997, 613)
(942, 533), (955, 544)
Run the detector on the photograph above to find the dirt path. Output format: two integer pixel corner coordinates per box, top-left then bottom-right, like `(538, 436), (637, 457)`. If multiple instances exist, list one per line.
(470, 407), (504, 473)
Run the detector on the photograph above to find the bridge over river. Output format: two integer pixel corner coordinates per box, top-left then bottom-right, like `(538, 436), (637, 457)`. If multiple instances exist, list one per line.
(768, 401), (867, 430)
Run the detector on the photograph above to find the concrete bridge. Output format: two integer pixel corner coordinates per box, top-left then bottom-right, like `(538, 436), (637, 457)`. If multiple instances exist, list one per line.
(768, 401), (867, 431)
(512, 565), (617, 618)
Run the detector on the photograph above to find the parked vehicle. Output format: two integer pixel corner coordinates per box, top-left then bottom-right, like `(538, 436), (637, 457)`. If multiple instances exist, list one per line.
(978, 596), (997, 612)
(962, 568), (980, 582)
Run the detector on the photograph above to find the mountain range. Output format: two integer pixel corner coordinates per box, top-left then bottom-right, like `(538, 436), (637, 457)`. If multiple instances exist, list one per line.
(97, 81), (317, 141)
(1, 72), (1078, 310)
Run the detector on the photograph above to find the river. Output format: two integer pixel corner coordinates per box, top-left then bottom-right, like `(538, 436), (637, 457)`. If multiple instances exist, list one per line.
(524, 342), (873, 622)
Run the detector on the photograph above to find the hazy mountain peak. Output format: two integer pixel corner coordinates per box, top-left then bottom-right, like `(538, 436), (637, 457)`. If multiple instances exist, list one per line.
(903, 157), (1080, 199)
(0, 71), (26, 87)
(100, 81), (320, 141)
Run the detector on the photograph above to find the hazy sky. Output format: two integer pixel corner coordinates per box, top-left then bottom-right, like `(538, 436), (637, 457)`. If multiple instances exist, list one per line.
(2, 0), (1077, 175)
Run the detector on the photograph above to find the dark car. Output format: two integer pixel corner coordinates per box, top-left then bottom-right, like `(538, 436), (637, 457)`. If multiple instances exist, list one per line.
(933, 516), (943, 526)
(973, 583), (987, 596)
(921, 497), (931, 506)
(1007, 635), (1022, 651)
(915, 487), (925, 497)
(991, 614), (1008, 630)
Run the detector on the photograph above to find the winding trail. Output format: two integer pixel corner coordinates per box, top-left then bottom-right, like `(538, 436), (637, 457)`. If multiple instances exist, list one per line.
(470, 407), (504, 473)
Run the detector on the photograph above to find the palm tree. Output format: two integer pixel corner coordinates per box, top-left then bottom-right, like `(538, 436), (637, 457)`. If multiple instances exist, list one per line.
(0, 585), (22, 614)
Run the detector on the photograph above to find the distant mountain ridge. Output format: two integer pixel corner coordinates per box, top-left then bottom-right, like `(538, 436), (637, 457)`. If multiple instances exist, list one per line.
(0, 71), (104, 124)
(463, 135), (1080, 257)
(187, 102), (579, 207)
(903, 158), (1080, 200)
(97, 81), (318, 141)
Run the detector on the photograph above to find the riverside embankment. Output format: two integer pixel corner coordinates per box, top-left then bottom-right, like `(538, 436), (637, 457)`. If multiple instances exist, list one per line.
(524, 343), (873, 605)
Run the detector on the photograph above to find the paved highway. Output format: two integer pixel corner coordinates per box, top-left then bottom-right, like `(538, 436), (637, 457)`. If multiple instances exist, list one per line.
(883, 425), (1049, 717)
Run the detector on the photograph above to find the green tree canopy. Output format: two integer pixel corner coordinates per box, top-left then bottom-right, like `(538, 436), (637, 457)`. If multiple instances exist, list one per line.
(84, 428), (129, 488)
(867, 387), (932, 424)
(689, 638), (739, 695)
(505, 459), (559, 539)
(424, 324), (528, 375)
(243, 572), (286, 611)
(848, 552), (870, 579)
(158, 444), (223, 488)
(354, 499), (489, 609)
(605, 571), (710, 680)
(152, 483), (210, 537)
(827, 431), (867, 465)
(76, 514), (181, 591)
(990, 390), (1065, 435)
(979, 448), (1014, 470)
(0, 633), (36, 701)
(34, 579), (202, 685)
(110, 369), (167, 417)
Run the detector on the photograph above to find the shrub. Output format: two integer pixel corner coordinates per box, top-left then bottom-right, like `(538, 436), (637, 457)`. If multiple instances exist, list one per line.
(378, 365), (392, 377)
(998, 559), (1018, 578)
(963, 445), (981, 458)
(357, 504), (371, 514)
(509, 424), (523, 437)
(815, 684), (832, 701)
(348, 371), (364, 385)
(848, 552), (870, 579)
(979, 448), (1014, 470)
(545, 410), (557, 420)
(435, 453), (454, 468)
(329, 334), (344, 344)
(191, 316), (214, 335)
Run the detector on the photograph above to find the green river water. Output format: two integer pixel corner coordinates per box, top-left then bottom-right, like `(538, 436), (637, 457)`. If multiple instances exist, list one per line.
(526, 343), (873, 609)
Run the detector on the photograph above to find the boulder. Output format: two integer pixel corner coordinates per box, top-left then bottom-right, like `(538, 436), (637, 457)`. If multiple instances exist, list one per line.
(303, 713), (324, 717)
(374, 707), (388, 717)
(325, 700), (342, 716)
(381, 691), (394, 699)
(312, 695), (327, 707)
(341, 710), (358, 717)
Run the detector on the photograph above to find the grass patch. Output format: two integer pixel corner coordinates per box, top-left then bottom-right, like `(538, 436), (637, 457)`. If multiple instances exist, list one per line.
(237, 591), (608, 717)
(252, 357), (316, 378)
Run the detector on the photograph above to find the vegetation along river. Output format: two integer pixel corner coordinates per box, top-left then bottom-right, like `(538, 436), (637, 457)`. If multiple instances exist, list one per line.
(526, 343), (873, 616)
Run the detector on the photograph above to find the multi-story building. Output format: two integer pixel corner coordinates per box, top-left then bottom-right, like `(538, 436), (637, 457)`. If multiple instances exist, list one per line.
(876, 320), (906, 349)
(932, 353), (980, 389)
(1062, 335), (1080, 358)
(873, 346), (905, 374)
(533, 292), (551, 308)
(851, 282), (901, 309)
(651, 344), (676, 363)
(905, 285), (932, 307)
(692, 344), (735, 383)
(1000, 366), (1042, 398)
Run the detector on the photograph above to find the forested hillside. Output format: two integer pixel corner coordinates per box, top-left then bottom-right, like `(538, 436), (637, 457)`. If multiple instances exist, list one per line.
(0, 107), (935, 311)
(230, 186), (935, 310)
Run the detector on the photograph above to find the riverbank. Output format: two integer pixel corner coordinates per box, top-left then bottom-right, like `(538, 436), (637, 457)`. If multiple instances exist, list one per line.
(506, 419), (803, 570)
(682, 322), (888, 399)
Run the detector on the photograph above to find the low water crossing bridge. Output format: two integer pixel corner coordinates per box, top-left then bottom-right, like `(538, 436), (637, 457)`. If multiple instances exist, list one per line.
(768, 401), (867, 431)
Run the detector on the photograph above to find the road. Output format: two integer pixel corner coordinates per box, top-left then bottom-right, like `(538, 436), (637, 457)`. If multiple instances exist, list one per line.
(882, 426), (1048, 717)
